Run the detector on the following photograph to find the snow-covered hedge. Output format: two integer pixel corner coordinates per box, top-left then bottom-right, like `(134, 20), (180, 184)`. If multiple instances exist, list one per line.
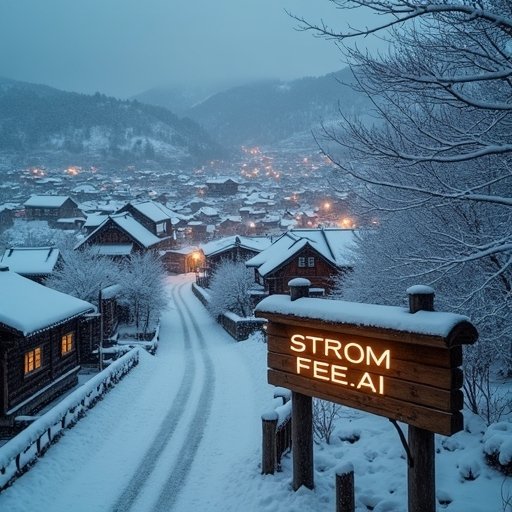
(483, 422), (512, 475)
(0, 348), (140, 491)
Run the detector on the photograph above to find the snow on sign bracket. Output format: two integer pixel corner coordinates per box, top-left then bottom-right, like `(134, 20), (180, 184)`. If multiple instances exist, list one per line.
(255, 291), (478, 437)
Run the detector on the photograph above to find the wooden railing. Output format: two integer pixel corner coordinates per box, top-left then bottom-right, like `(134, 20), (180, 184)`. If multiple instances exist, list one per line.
(0, 348), (140, 491)
(261, 387), (292, 474)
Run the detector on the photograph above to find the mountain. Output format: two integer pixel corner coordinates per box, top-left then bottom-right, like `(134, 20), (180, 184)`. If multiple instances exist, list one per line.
(181, 69), (370, 147)
(0, 77), (225, 167)
(131, 84), (218, 116)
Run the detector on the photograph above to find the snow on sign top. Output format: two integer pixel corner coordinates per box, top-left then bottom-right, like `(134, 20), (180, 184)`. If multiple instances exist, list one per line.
(255, 294), (474, 341)
(0, 270), (94, 336)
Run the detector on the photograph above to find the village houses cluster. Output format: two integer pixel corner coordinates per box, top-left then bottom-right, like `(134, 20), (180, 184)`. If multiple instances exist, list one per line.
(0, 150), (358, 436)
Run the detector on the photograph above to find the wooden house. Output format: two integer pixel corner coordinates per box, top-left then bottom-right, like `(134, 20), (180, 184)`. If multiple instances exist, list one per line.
(205, 177), (239, 196)
(117, 200), (174, 244)
(163, 246), (203, 274)
(75, 212), (168, 258)
(24, 195), (84, 227)
(0, 247), (62, 283)
(0, 267), (95, 430)
(202, 235), (273, 274)
(245, 228), (356, 296)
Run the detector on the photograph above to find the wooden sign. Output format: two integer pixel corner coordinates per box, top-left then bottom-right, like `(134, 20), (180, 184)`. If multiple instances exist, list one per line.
(256, 297), (477, 437)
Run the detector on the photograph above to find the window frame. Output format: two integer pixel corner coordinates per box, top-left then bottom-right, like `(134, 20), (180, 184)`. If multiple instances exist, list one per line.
(307, 256), (315, 268)
(24, 346), (42, 375)
(298, 256), (306, 268)
(61, 332), (74, 355)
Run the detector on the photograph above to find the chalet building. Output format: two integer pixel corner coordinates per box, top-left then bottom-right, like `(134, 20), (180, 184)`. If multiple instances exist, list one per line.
(0, 267), (95, 430)
(187, 221), (208, 242)
(217, 216), (243, 236)
(202, 235), (273, 273)
(75, 212), (168, 258)
(205, 177), (239, 196)
(245, 228), (356, 296)
(117, 200), (174, 243)
(24, 195), (84, 227)
(194, 206), (220, 224)
(164, 246), (203, 274)
(0, 247), (62, 283)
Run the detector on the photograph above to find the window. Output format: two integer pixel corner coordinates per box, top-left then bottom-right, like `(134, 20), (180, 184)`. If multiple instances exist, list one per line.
(24, 347), (42, 374)
(298, 257), (306, 267)
(156, 222), (166, 234)
(61, 333), (74, 355)
(307, 257), (315, 267)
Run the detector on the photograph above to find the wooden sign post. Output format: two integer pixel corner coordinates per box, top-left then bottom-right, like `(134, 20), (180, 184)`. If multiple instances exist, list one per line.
(255, 280), (477, 511)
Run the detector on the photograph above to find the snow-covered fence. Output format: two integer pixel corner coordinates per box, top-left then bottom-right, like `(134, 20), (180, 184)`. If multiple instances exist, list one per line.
(219, 311), (267, 341)
(192, 282), (210, 307)
(192, 283), (266, 341)
(261, 387), (292, 475)
(0, 348), (140, 491)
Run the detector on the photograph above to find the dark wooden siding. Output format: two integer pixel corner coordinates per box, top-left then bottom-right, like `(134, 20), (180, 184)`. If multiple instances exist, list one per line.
(4, 317), (82, 413)
(263, 247), (340, 294)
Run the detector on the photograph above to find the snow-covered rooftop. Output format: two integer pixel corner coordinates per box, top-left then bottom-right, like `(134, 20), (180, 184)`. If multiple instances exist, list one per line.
(201, 235), (273, 257)
(0, 269), (94, 336)
(84, 213), (108, 228)
(246, 229), (356, 277)
(127, 201), (174, 223)
(0, 247), (60, 275)
(24, 195), (72, 208)
(77, 213), (162, 250)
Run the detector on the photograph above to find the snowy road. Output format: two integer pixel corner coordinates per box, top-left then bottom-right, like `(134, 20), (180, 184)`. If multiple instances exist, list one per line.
(0, 274), (267, 512)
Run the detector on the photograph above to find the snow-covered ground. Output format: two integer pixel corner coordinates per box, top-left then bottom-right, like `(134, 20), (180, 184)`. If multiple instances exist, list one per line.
(0, 274), (509, 511)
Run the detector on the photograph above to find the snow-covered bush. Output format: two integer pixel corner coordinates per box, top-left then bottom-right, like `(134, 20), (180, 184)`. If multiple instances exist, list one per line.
(483, 422), (512, 475)
(207, 259), (254, 318)
(117, 251), (167, 338)
(45, 246), (119, 306)
(0, 219), (77, 251)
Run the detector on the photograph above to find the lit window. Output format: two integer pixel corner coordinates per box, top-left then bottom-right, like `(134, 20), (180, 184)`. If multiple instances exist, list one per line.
(308, 257), (315, 267)
(61, 333), (74, 355)
(24, 347), (42, 374)
(298, 257), (306, 267)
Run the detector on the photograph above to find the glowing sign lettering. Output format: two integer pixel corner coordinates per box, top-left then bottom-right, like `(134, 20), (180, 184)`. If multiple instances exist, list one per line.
(291, 333), (390, 395)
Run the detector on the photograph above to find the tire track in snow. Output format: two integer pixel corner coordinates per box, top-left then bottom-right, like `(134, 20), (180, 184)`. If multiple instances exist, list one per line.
(112, 282), (197, 512)
(151, 283), (216, 512)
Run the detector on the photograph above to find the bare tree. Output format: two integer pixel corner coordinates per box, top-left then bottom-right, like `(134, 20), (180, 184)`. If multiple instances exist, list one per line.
(294, 1), (512, 419)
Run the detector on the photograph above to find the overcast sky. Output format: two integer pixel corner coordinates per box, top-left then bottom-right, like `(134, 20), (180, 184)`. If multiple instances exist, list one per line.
(0, 1), (382, 98)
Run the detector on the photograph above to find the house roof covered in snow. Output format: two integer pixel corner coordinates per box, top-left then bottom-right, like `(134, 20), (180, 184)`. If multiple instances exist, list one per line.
(0, 268), (95, 336)
(201, 235), (273, 258)
(124, 200), (174, 223)
(84, 213), (108, 228)
(76, 213), (163, 250)
(246, 228), (356, 277)
(0, 247), (60, 276)
(24, 195), (75, 208)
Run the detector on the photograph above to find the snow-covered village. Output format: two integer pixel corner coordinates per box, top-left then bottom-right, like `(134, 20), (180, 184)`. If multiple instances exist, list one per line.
(0, 2), (511, 511)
